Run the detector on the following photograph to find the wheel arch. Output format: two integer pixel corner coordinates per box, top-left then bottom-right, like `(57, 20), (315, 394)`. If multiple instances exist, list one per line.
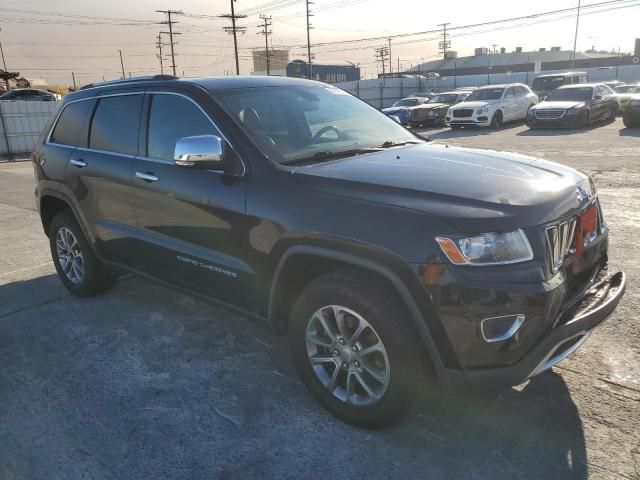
(39, 190), (94, 248)
(267, 245), (455, 384)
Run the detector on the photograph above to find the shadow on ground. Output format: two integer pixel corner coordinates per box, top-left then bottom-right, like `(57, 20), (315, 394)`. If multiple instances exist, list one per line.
(618, 127), (640, 137)
(0, 275), (588, 479)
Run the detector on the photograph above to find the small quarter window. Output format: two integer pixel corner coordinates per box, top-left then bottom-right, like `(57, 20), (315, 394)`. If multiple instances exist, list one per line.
(50, 100), (93, 147)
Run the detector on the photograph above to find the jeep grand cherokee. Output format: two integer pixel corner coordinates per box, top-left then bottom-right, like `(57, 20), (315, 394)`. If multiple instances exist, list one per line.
(32, 75), (625, 428)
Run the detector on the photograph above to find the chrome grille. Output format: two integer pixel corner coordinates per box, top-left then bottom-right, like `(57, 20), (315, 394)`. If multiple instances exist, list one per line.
(453, 109), (473, 118)
(535, 109), (566, 120)
(546, 217), (577, 273)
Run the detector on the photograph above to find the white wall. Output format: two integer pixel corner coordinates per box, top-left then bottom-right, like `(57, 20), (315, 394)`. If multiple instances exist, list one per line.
(0, 101), (60, 158)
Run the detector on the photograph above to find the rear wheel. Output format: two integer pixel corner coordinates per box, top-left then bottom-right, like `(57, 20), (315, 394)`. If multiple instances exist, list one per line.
(49, 211), (114, 296)
(490, 110), (503, 129)
(289, 269), (429, 428)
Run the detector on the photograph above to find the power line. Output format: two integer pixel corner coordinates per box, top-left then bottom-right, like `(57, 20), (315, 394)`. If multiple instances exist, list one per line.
(257, 15), (273, 75)
(221, 0), (247, 75)
(157, 9), (182, 76)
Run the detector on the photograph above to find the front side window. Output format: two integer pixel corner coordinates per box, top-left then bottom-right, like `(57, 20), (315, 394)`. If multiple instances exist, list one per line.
(50, 100), (94, 147)
(89, 94), (143, 155)
(428, 94), (458, 104)
(146, 94), (216, 161)
(210, 85), (418, 164)
(393, 98), (418, 107)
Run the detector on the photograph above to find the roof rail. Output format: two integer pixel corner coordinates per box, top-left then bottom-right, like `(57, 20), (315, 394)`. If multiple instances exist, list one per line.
(80, 75), (178, 90)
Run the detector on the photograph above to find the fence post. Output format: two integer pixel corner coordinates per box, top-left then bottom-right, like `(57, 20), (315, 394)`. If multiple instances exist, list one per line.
(400, 79), (404, 98)
(379, 80), (384, 108)
(356, 79), (360, 98)
(0, 102), (12, 161)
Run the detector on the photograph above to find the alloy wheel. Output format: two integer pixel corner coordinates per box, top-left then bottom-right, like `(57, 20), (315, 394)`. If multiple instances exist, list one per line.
(55, 227), (84, 284)
(305, 305), (390, 406)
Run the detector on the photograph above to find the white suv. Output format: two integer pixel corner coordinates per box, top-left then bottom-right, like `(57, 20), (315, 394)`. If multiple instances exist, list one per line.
(446, 83), (538, 129)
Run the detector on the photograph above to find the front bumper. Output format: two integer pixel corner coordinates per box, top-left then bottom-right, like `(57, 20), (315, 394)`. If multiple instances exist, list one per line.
(446, 115), (491, 127)
(449, 271), (625, 392)
(527, 113), (581, 128)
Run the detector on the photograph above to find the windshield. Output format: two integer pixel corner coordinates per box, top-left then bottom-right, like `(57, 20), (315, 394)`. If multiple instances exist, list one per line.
(614, 85), (640, 93)
(546, 87), (593, 101)
(392, 98), (419, 107)
(465, 88), (504, 101)
(428, 94), (459, 104)
(210, 85), (419, 164)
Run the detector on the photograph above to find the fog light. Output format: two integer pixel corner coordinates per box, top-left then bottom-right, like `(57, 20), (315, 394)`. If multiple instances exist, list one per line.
(481, 314), (525, 343)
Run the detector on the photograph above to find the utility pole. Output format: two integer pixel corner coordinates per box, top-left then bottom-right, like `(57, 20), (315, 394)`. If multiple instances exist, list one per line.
(0, 29), (9, 90)
(438, 22), (450, 59)
(375, 47), (389, 76)
(492, 44), (498, 54)
(570, 0), (581, 70)
(305, 0), (313, 79)
(615, 46), (621, 78)
(387, 38), (392, 75)
(157, 9), (183, 76)
(257, 15), (272, 75)
(71, 72), (77, 90)
(221, 0), (247, 75)
(156, 33), (165, 75)
(118, 50), (125, 79)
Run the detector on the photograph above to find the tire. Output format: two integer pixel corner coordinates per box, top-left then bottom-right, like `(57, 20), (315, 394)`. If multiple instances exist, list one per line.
(578, 110), (590, 128)
(450, 125), (462, 130)
(623, 116), (638, 128)
(288, 269), (429, 429)
(490, 110), (503, 129)
(49, 210), (115, 297)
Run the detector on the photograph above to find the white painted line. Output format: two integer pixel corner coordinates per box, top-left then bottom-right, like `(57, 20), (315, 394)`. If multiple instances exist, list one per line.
(0, 261), (54, 278)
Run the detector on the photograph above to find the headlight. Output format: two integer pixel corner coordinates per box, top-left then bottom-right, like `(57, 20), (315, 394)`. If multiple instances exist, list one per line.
(630, 99), (640, 106)
(565, 108), (579, 116)
(435, 229), (533, 266)
(476, 107), (489, 114)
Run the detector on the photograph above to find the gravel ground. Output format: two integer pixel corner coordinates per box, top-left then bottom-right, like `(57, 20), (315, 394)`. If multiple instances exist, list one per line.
(0, 118), (638, 480)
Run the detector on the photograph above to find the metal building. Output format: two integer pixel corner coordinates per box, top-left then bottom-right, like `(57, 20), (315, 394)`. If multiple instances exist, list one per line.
(286, 59), (360, 83)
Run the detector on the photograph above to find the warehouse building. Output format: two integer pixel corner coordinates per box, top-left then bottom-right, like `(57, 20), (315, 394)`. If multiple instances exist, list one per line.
(286, 59), (360, 83)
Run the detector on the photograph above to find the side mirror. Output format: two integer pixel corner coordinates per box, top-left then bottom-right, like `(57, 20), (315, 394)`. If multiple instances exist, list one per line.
(594, 95), (603, 100)
(174, 135), (224, 170)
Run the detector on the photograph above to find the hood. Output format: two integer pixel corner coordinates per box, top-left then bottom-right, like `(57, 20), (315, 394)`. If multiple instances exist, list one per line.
(293, 143), (588, 232)
(452, 100), (498, 109)
(532, 100), (586, 110)
(382, 107), (407, 114)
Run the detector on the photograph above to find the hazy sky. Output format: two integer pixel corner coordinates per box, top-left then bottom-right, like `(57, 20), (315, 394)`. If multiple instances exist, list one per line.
(1, 0), (638, 85)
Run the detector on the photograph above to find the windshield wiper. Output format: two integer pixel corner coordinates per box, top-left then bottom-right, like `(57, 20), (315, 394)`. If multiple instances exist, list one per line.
(282, 147), (382, 166)
(378, 140), (422, 148)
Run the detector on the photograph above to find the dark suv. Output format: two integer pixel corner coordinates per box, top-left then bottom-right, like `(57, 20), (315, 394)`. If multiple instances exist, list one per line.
(33, 75), (625, 428)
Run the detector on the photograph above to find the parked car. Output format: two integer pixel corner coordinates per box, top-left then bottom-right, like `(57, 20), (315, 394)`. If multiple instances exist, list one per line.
(407, 91), (470, 127)
(532, 72), (588, 100)
(0, 88), (56, 101)
(622, 94), (640, 127)
(446, 83), (538, 129)
(613, 84), (640, 112)
(602, 80), (625, 90)
(33, 75), (625, 428)
(382, 97), (428, 125)
(526, 83), (618, 129)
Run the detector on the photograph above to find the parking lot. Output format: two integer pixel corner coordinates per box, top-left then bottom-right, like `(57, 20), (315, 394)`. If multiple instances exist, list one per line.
(1, 118), (638, 480)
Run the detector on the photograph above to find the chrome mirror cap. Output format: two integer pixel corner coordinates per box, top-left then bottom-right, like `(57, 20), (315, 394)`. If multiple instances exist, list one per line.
(174, 134), (224, 168)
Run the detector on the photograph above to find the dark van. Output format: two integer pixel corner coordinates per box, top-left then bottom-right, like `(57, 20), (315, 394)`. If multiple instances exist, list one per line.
(532, 71), (588, 100)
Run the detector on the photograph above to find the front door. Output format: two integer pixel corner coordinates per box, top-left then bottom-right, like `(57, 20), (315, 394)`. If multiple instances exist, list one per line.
(129, 91), (253, 308)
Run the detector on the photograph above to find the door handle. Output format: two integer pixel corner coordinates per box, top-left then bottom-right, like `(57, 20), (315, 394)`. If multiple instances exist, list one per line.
(135, 171), (159, 182)
(70, 158), (87, 168)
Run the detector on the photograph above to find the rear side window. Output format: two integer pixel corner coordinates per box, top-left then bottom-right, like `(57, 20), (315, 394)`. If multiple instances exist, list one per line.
(89, 94), (143, 155)
(146, 94), (215, 161)
(50, 100), (93, 147)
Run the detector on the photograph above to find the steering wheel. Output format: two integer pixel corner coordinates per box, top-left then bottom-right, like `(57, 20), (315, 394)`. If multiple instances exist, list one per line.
(312, 125), (341, 141)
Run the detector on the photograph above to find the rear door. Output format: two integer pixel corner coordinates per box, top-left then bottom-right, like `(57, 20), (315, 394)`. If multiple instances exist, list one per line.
(128, 90), (251, 308)
(64, 91), (143, 265)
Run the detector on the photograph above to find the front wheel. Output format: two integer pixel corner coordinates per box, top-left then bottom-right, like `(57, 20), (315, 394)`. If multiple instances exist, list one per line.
(490, 110), (503, 129)
(49, 211), (114, 296)
(623, 115), (638, 128)
(288, 269), (429, 428)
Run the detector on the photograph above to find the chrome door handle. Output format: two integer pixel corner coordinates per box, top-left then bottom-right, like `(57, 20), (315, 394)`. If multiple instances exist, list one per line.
(70, 158), (87, 168)
(135, 171), (159, 182)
